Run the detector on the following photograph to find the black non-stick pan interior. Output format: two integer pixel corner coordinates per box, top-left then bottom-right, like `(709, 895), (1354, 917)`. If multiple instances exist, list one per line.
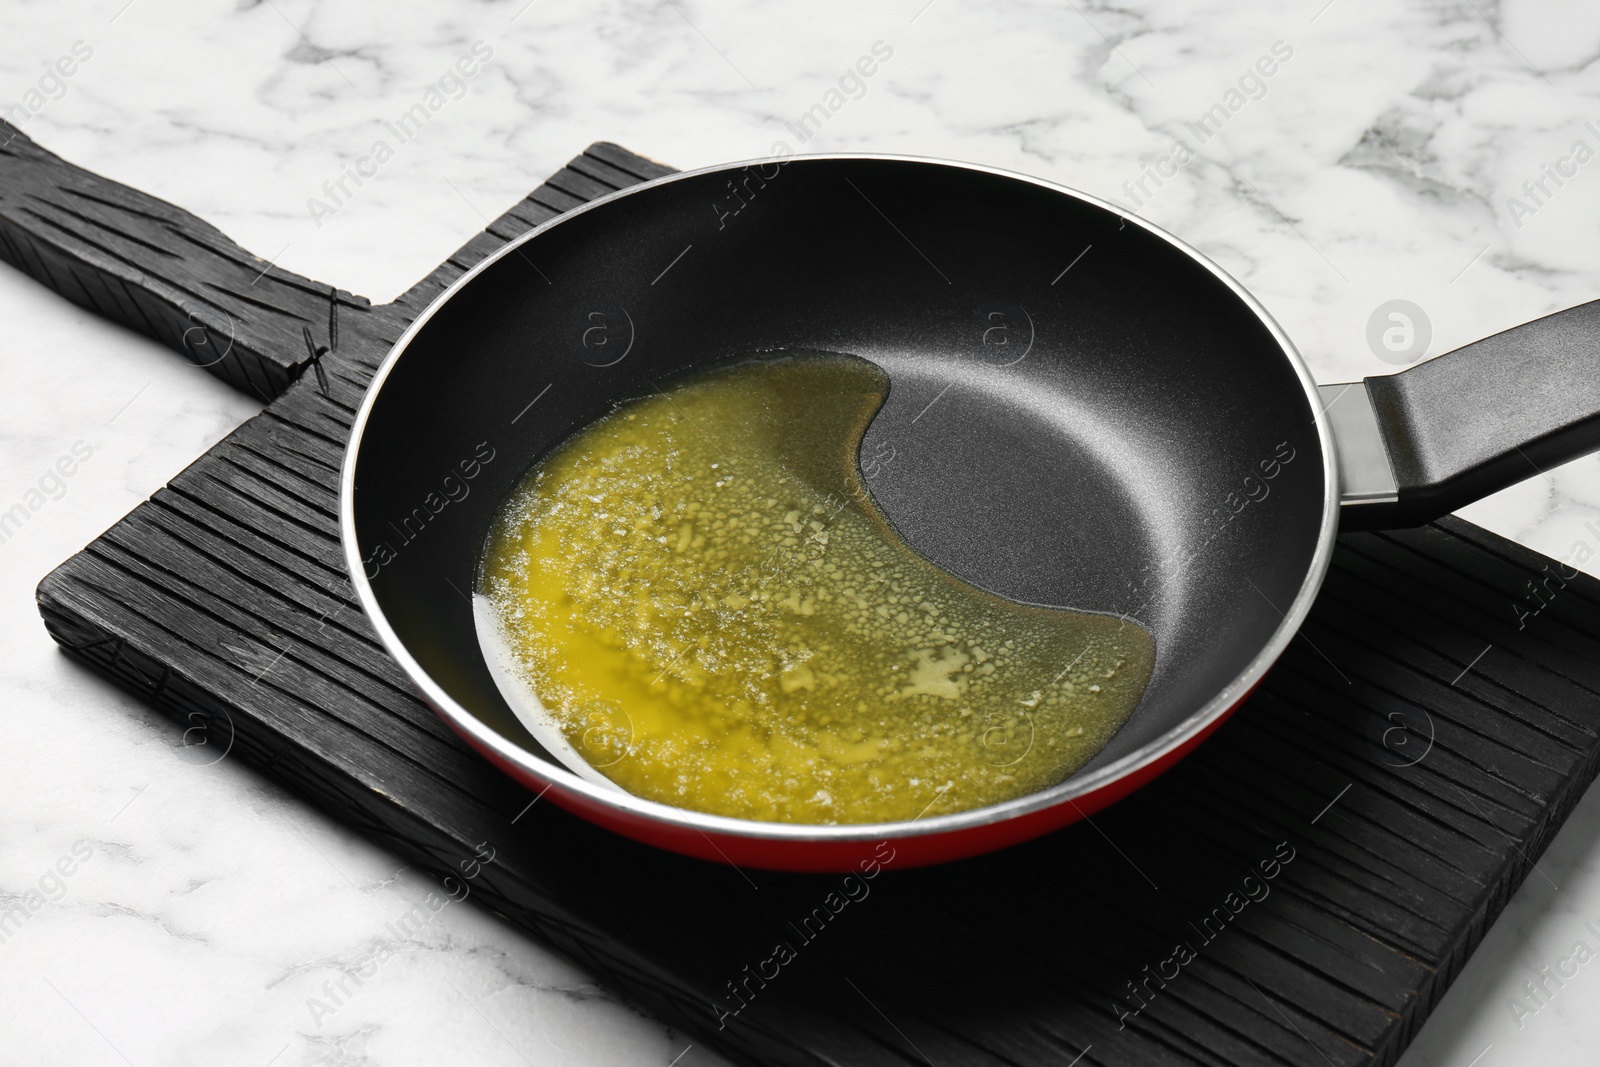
(351, 157), (1328, 786)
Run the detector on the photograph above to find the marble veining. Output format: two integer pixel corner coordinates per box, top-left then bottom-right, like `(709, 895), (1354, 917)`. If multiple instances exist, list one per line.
(3, 0), (1600, 1063)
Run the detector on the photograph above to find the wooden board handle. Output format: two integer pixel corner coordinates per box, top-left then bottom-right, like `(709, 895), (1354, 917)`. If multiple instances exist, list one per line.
(0, 119), (366, 399)
(0, 129), (677, 404)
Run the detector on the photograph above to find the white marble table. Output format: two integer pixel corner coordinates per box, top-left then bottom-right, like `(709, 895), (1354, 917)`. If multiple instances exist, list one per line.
(2, 0), (1599, 1063)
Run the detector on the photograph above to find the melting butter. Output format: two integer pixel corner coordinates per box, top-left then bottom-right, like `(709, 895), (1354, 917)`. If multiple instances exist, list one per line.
(478, 353), (1155, 824)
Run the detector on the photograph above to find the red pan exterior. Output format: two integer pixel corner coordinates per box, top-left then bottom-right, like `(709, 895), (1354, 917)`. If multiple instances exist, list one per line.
(438, 677), (1264, 872)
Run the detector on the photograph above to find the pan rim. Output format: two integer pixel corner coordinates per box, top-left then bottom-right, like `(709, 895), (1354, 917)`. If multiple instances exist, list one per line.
(340, 152), (1341, 844)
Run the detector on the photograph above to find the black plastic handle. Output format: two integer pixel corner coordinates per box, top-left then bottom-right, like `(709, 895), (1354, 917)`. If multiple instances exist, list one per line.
(0, 119), (364, 400)
(1363, 298), (1600, 527)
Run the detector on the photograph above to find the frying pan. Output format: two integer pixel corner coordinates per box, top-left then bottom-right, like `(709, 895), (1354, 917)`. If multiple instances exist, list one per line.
(343, 154), (1600, 872)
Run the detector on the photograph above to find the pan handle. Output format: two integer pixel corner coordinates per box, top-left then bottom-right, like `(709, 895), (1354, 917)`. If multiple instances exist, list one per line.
(1327, 298), (1600, 530)
(0, 120), (363, 401)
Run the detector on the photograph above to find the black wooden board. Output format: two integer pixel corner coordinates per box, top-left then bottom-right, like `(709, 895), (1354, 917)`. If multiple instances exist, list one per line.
(19, 129), (1600, 1066)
